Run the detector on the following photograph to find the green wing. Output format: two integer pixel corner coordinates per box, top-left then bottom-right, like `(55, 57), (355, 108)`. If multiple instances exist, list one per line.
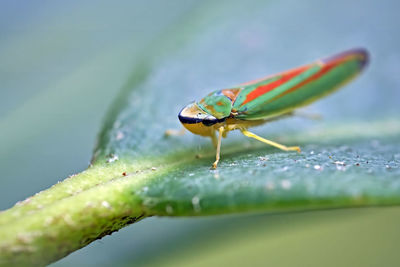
(232, 48), (368, 120)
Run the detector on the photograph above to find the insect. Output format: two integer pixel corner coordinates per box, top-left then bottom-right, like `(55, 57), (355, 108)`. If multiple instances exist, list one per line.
(177, 48), (369, 169)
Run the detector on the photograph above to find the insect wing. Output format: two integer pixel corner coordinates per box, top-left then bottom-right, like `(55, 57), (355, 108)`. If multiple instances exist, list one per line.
(232, 48), (368, 120)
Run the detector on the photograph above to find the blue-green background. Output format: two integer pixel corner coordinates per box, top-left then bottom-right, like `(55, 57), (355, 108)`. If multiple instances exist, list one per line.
(1, 0), (399, 266)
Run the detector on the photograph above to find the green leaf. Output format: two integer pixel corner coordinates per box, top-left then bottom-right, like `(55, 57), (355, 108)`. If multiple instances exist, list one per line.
(1, 0), (400, 266)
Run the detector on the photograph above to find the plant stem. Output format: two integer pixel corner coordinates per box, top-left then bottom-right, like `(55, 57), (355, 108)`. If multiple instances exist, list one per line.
(0, 164), (157, 266)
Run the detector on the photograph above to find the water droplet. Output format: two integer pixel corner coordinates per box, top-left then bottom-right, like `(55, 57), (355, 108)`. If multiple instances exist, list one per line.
(333, 161), (346, 171)
(333, 161), (345, 166)
(106, 154), (119, 163)
(314, 165), (323, 171)
(189, 173), (194, 177)
(305, 164), (310, 168)
(310, 151), (315, 155)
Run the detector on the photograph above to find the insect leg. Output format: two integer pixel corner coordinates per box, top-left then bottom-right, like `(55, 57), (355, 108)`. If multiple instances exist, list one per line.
(211, 127), (224, 169)
(211, 130), (218, 148)
(241, 129), (301, 153)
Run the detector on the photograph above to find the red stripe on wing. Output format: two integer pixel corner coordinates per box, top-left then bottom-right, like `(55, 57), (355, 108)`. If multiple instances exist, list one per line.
(265, 53), (359, 103)
(240, 65), (310, 106)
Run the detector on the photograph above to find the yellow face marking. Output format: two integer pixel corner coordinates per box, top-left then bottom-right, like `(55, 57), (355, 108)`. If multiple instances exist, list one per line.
(181, 122), (214, 137)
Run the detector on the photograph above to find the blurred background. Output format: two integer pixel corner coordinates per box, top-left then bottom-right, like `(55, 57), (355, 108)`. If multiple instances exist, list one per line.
(1, 0), (399, 266)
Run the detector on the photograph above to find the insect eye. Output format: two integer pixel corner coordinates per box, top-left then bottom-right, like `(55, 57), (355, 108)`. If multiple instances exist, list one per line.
(202, 117), (217, 126)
